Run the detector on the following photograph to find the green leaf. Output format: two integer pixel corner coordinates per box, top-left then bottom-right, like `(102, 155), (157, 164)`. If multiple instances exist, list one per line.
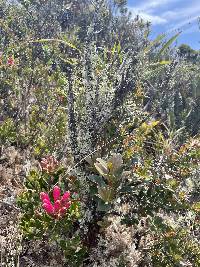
(117, 42), (121, 54)
(107, 153), (123, 173)
(98, 186), (115, 202)
(97, 199), (111, 212)
(150, 60), (171, 67)
(94, 158), (108, 177)
(28, 38), (80, 52)
(119, 185), (138, 194)
(59, 56), (78, 65)
(144, 33), (165, 53)
(111, 43), (117, 55)
(157, 32), (181, 58)
(88, 175), (106, 187)
(60, 239), (67, 250)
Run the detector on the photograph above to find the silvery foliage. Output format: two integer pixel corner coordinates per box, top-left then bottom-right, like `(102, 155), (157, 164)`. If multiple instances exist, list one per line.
(65, 1), (148, 159)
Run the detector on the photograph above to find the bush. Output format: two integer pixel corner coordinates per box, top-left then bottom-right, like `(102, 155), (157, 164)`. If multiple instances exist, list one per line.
(0, 0), (199, 266)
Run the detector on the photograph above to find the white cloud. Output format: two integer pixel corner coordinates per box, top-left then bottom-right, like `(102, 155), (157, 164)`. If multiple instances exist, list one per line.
(129, 6), (167, 25)
(129, 0), (200, 27)
(171, 16), (199, 30)
(164, 4), (200, 32)
(130, 9), (167, 25)
(162, 4), (200, 21)
(128, 0), (181, 25)
(137, 0), (180, 11)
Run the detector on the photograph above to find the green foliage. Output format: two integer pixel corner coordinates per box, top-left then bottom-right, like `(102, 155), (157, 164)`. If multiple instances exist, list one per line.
(157, 32), (180, 59)
(178, 44), (199, 62)
(0, 0), (199, 266)
(151, 229), (200, 267)
(0, 118), (17, 144)
(17, 166), (85, 266)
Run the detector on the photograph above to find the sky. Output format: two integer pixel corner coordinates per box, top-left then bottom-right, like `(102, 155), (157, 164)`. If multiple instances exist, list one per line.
(127, 0), (200, 49)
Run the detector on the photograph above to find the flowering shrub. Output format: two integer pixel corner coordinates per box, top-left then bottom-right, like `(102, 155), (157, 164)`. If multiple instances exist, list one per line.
(40, 186), (71, 218)
(0, 0), (199, 266)
(7, 56), (15, 66)
(17, 158), (86, 266)
(40, 156), (59, 174)
(18, 131), (200, 265)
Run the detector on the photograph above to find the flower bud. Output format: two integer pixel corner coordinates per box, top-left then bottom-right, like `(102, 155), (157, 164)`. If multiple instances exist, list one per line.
(42, 202), (54, 215)
(54, 200), (61, 213)
(61, 191), (70, 203)
(40, 192), (50, 202)
(53, 186), (61, 202)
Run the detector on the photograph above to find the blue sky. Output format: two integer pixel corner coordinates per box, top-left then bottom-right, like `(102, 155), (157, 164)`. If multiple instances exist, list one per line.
(127, 0), (200, 49)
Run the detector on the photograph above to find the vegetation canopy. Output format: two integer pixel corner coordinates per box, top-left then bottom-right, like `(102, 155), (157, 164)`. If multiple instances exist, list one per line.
(0, 0), (199, 266)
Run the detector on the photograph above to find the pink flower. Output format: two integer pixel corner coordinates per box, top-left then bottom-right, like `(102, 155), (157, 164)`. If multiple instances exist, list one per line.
(53, 186), (60, 202)
(40, 156), (59, 173)
(40, 186), (71, 218)
(54, 200), (61, 212)
(42, 202), (54, 214)
(40, 192), (50, 202)
(61, 191), (70, 203)
(7, 56), (15, 66)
